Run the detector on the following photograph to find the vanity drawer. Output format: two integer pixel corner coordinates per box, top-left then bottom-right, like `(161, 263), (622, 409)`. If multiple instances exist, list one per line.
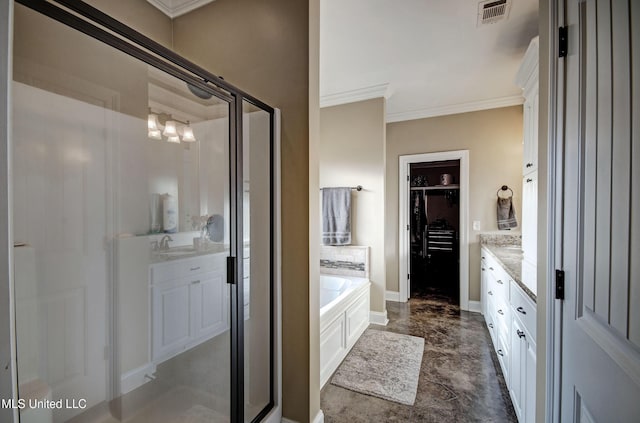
(152, 254), (225, 284)
(510, 281), (536, 339)
(488, 272), (509, 301)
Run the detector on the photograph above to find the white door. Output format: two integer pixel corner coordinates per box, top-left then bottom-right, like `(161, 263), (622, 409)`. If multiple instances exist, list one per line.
(13, 82), (110, 421)
(558, 0), (640, 421)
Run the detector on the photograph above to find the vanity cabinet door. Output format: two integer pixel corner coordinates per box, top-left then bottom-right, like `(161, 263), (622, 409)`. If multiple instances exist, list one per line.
(481, 251), (488, 317)
(522, 171), (538, 265)
(190, 270), (228, 341)
(524, 337), (536, 423)
(510, 317), (526, 422)
(152, 281), (191, 361)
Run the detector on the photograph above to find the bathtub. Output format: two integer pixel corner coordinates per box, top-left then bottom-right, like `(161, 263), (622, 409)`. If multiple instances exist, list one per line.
(319, 274), (370, 387)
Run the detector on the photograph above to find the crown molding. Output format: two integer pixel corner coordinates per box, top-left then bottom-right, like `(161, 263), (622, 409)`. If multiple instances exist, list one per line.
(320, 83), (392, 108)
(386, 95), (524, 123)
(146, 0), (215, 18)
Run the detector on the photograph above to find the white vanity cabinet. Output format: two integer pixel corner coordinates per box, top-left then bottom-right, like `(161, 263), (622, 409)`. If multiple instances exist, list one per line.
(150, 253), (228, 363)
(516, 36), (539, 289)
(481, 246), (536, 423)
(482, 251), (511, 381)
(509, 280), (537, 423)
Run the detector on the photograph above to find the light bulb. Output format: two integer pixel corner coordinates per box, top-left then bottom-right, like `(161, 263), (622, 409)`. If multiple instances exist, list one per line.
(167, 135), (181, 144)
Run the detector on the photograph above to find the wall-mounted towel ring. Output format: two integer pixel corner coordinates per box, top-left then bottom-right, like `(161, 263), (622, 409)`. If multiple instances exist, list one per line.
(497, 185), (513, 198)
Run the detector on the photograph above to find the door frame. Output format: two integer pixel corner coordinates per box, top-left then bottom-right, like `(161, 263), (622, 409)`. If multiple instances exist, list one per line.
(546, 0), (563, 421)
(398, 150), (469, 310)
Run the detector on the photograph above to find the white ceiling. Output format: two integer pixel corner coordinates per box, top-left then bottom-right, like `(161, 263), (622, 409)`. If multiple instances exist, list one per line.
(320, 0), (539, 122)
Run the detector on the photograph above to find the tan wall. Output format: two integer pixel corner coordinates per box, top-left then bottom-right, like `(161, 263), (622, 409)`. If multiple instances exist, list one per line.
(85, 0), (173, 47)
(172, 1), (313, 421)
(319, 98), (387, 313)
(386, 106), (523, 301)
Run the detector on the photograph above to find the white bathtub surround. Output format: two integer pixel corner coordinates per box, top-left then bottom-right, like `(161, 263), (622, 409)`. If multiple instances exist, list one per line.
(319, 245), (369, 278)
(319, 275), (370, 388)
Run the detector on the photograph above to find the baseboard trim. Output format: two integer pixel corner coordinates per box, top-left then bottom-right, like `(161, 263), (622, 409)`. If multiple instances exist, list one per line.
(370, 310), (389, 326)
(120, 362), (156, 395)
(468, 300), (482, 314)
(281, 410), (323, 423)
(385, 291), (400, 302)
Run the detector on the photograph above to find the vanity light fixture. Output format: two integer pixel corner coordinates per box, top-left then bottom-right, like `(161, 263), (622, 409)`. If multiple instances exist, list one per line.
(148, 110), (196, 144)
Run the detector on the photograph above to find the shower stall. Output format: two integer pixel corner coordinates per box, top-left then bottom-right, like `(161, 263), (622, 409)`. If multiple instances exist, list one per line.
(1, 1), (280, 422)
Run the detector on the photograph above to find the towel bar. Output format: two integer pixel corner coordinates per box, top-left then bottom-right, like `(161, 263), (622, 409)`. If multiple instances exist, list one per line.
(320, 185), (363, 191)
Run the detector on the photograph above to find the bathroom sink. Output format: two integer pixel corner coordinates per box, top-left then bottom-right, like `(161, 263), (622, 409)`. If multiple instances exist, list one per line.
(155, 246), (197, 258)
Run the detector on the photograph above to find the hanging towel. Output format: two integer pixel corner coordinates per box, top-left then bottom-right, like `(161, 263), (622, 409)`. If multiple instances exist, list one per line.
(497, 196), (518, 229)
(322, 187), (352, 245)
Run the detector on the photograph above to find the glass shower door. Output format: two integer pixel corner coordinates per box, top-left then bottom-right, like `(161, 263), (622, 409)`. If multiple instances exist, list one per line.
(11, 3), (237, 422)
(241, 100), (274, 422)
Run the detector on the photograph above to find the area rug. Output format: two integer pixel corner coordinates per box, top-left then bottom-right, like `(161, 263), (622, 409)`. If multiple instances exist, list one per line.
(331, 328), (425, 405)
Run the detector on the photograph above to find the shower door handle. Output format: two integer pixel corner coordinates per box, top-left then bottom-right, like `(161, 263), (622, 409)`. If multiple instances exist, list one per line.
(227, 256), (237, 284)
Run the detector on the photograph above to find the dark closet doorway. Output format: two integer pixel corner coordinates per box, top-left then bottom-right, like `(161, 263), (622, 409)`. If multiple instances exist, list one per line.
(409, 159), (460, 302)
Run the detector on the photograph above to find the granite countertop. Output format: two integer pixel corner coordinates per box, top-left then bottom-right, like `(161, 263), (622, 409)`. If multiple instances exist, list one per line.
(480, 234), (536, 303)
(150, 243), (229, 263)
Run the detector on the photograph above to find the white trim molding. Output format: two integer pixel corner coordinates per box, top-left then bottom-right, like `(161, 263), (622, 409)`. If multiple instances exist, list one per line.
(369, 310), (389, 326)
(385, 291), (400, 302)
(320, 83), (392, 108)
(281, 410), (324, 423)
(386, 95), (524, 123)
(468, 301), (482, 314)
(399, 150), (470, 311)
(146, 0), (215, 18)
(120, 363), (157, 395)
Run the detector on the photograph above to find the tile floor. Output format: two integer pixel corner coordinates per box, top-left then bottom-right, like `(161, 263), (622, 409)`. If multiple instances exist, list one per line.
(321, 291), (518, 423)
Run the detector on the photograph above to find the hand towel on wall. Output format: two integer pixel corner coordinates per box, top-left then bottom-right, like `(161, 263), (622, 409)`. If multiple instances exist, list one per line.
(322, 187), (352, 245)
(497, 196), (518, 229)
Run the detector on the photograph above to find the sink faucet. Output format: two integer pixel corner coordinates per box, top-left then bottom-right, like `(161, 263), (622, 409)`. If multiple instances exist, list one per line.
(159, 235), (173, 250)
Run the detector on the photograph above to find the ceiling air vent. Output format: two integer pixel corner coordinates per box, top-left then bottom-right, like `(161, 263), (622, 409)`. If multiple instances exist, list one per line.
(477, 0), (511, 26)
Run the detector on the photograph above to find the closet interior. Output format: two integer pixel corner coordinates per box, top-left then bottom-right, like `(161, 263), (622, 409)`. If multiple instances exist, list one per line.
(409, 159), (460, 301)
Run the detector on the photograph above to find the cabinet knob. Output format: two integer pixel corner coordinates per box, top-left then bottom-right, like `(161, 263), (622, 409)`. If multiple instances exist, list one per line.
(516, 306), (527, 315)
(526, 162), (533, 168)
(497, 309), (504, 315)
(488, 291), (493, 296)
(190, 266), (201, 271)
(517, 330), (526, 339)
(488, 323), (494, 328)
(191, 280), (201, 285)
(497, 279), (504, 285)
(497, 349), (504, 357)
(526, 178), (533, 183)
(489, 267), (494, 271)
(482, 268), (485, 271)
